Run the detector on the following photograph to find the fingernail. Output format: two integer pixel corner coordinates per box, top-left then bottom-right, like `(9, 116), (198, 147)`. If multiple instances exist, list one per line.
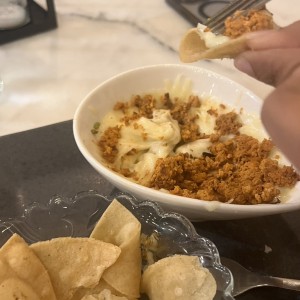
(234, 56), (254, 77)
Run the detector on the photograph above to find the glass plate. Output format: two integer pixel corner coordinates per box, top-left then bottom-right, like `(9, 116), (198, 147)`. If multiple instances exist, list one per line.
(0, 190), (234, 299)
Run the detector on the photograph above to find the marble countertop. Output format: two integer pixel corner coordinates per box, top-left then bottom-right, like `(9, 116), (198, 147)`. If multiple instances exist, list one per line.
(1, 0), (299, 136)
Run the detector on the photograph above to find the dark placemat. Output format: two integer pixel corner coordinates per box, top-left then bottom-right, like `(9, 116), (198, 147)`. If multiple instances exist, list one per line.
(0, 120), (299, 299)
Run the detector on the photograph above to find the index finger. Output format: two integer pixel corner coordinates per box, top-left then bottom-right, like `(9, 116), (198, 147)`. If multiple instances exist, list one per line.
(261, 67), (300, 170)
(246, 20), (300, 50)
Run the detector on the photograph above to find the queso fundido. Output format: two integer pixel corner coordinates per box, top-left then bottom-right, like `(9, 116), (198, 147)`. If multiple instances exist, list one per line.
(94, 83), (299, 205)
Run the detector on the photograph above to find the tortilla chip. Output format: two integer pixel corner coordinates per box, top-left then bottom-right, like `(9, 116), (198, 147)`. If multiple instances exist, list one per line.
(141, 255), (217, 300)
(179, 28), (248, 62)
(90, 200), (142, 299)
(80, 288), (129, 300)
(0, 234), (57, 300)
(30, 237), (121, 300)
(0, 278), (40, 300)
(72, 278), (132, 300)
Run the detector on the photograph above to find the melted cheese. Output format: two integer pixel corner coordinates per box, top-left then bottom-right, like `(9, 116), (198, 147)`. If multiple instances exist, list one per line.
(197, 24), (230, 48)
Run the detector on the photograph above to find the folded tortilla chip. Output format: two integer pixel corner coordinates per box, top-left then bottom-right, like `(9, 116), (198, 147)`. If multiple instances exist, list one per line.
(179, 9), (276, 62)
(179, 28), (248, 62)
(90, 200), (142, 299)
(0, 234), (57, 300)
(30, 237), (121, 300)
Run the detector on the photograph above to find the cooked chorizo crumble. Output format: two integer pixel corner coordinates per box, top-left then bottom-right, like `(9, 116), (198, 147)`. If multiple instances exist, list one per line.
(224, 10), (274, 39)
(97, 93), (299, 205)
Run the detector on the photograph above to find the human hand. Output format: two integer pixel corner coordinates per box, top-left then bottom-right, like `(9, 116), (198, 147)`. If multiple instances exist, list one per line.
(233, 21), (300, 170)
(234, 21), (300, 86)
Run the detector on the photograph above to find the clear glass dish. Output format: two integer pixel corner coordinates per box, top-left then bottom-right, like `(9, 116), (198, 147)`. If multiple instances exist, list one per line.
(0, 190), (234, 299)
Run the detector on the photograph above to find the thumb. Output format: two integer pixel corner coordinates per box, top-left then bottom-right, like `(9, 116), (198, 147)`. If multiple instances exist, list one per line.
(261, 68), (300, 170)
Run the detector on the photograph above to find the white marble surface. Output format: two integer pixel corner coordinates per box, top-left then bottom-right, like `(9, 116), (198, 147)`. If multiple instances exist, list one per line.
(0, 0), (299, 136)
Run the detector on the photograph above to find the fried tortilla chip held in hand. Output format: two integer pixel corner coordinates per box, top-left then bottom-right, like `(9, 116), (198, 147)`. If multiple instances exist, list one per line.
(179, 9), (276, 62)
(179, 27), (248, 62)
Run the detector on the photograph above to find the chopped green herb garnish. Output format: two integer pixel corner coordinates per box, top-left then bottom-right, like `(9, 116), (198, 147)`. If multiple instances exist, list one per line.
(91, 122), (100, 134)
(91, 129), (98, 135)
(93, 122), (100, 129)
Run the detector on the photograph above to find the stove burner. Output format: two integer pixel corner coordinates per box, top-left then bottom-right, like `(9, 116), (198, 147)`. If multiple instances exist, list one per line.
(166, 0), (231, 25)
(198, 1), (229, 19)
